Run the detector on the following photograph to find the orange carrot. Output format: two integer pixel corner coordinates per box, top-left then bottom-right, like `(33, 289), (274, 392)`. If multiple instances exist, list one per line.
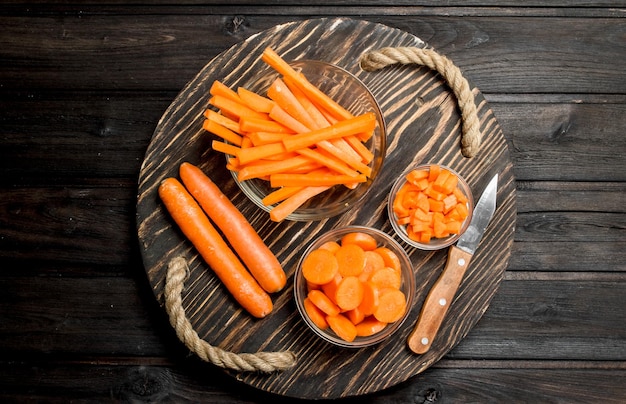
(326, 313), (358, 342)
(158, 177), (272, 318)
(341, 232), (378, 251)
(335, 243), (366, 277)
(303, 297), (329, 330)
(237, 86), (275, 113)
(295, 147), (361, 178)
(301, 248), (339, 285)
(282, 112), (377, 152)
(335, 276), (364, 311)
(269, 185), (330, 222)
(261, 47), (353, 121)
(373, 290), (407, 323)
(179, 162), (286, 293)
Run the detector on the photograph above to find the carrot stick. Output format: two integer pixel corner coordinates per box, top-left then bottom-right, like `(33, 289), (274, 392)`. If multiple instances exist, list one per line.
(269, 185), (330, 222)
(283, 75), (330, 129)
(212, 140), (241, 157)
(237, 155), (312, 181)
(203, 119), (243, 146)
(344, 135), (374, 164)
(237, 142), (287, 165)
(247, 131), (290, 146)
(296, 147), (360, 177)
(238, 116), (293, 134)
(262, 186), (303, 206)
(209, 95), (268, 122)
(269, 172), (366, 188)
(237, 86), (275, 113)
(179, 162), (287, 293)
(282, 112), (377, 152)
(210, 80), (241, 104)
(158, 177), (273, 318)
(267, 77), (317, 130)
(261, 47), (353, 121)
(268, 103), (311, 134)
(316, 140), (372, 177)
(204, 109), (242, 134)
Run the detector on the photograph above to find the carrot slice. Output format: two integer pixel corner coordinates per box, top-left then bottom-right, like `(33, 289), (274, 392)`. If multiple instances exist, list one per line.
(335, 243), (366, 277)
(317, 240), (341, 254)
(335, 276), (364, 311)
(303, 297), (329, 330)
(346, 306), (366, 325)
(358, 281), (380, 316)
(326, 313), (358, 342)
(308, 289), (340, 317)
(340, 232), (378, 251)
(301, 248), (339, 285)
(369, 267), (402, 290)
(373, 247), (402, 273)
(360, 250), (385, 282)
(374, 289), (407, 323)
(355, 317), (388, 337)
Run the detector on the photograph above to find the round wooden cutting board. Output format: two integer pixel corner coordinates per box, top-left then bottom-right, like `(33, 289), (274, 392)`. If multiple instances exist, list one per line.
(136, 17), (516, 400)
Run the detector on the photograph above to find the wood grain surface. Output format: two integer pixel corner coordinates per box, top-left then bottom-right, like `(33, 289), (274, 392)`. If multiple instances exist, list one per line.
(136, 17), (516, 399)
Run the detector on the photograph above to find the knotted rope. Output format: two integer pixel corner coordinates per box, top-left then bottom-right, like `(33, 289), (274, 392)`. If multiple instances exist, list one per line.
(360, 46), (481, 158)
(164, 256), (296, 372)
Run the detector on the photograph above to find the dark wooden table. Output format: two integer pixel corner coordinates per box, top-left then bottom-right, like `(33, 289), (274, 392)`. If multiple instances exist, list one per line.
(2, 2), (625, 402)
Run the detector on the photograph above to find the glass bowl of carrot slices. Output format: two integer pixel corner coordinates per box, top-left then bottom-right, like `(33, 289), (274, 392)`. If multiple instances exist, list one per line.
(205, 51), (386, 222)
(388, 164), (474, 250)
(294, 226), (415, 348)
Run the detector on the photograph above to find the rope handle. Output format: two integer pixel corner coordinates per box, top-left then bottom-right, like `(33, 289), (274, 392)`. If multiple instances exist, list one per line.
(163, 46), (480, 373)
(360, 46), (481, 158)
(164, 257), (296, 373)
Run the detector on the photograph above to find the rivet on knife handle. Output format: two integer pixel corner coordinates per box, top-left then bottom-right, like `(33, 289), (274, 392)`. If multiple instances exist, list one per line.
(407, 246), (474, 354)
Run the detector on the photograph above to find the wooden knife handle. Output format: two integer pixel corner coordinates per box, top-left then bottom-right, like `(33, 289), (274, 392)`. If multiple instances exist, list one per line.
(407, 246), (474, 354)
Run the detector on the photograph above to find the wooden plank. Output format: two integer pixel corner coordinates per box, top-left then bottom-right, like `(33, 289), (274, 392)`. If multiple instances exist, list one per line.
(1, 360), (625, 403)
(1, 277), (624, 359)
(0, 14), (624, 94)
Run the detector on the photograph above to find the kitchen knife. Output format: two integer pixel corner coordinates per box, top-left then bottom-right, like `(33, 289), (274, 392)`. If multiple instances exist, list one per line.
(407, 173), (498, 354)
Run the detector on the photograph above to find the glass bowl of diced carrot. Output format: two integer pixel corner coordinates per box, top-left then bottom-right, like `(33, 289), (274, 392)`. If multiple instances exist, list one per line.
(293, 226), (415, 348)
(388, 164), (474, 250)
(204, 49), (386, 222)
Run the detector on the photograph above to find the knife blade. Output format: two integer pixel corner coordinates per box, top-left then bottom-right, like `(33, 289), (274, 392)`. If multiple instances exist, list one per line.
(407, 173), (498, 354)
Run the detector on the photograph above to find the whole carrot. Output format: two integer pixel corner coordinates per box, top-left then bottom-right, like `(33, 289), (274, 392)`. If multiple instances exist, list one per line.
(158, 177), (273, 318)
(179, 162), (287, 293)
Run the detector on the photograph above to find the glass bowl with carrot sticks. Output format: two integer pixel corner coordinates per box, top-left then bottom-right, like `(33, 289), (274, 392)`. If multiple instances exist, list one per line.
(204, 47), (386, 222)
(293, 226), (415, 348)
(388, 164), (474, 250)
